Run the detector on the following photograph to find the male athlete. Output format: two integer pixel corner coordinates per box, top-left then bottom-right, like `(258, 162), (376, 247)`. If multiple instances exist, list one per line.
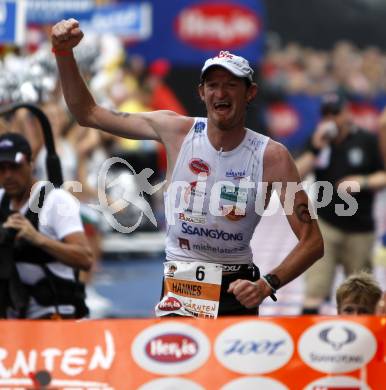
(51, 19), (323, 317)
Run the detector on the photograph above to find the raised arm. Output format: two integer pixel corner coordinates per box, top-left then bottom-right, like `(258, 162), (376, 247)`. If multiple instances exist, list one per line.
(51, 19), (192, 143)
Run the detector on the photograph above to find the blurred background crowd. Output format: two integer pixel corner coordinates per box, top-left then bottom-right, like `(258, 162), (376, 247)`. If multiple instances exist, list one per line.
(0, 0), (385, 317)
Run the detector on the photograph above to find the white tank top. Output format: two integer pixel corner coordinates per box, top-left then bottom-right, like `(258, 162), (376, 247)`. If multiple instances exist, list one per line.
(165, 117), (269, 264)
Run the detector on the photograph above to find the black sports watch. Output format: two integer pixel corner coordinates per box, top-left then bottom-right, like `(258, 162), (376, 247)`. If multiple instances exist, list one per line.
(263, 274), (281, 292)
(261, 274), (281, 302)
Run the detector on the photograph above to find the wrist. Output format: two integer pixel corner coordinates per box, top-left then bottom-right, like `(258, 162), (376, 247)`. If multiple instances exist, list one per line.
(360, 176), (369, 190)
(51, 47), (73, 57)
(259, 275), (280, 302)
(34, 231), (47, 247)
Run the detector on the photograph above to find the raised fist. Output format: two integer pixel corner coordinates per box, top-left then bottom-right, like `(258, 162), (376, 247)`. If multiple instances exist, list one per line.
(51, 18), (84, 51)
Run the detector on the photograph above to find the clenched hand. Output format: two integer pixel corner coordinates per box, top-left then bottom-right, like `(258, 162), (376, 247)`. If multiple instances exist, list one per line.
(51, 18), (84, 51)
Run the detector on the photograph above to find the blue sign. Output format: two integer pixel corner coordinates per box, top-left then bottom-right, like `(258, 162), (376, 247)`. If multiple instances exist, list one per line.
(127, 0), (266, 65)
(26, 1), (151, 40)
(26, 0), (95, 24)
(80, 3), (151, 39)
(0, 0), (26, 45)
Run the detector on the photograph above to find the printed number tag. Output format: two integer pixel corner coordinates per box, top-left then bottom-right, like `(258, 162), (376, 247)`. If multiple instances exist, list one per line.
(155, 261), (222, 319)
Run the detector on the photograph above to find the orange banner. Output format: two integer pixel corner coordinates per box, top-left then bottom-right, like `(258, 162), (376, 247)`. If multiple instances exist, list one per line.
(0, 316), (385, 389)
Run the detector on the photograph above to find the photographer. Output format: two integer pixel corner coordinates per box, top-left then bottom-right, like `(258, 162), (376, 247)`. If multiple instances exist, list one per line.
(296, 93), (386, 314)
(0, 132), (92, 319)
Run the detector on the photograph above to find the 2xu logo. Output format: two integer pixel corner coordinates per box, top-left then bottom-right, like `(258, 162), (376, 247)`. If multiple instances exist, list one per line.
(132, 322), (210, 375)
(145, 333), (198, 363)
(175, 3), (261, 50)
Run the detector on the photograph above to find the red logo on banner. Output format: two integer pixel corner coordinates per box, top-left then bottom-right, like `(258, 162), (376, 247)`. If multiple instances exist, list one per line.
(174, 3), (260, 50)
(145, 334), (198, 362)
(189, 159), (210, 175)
(348, 102), (380, 132)
(266, 103), (300, 137)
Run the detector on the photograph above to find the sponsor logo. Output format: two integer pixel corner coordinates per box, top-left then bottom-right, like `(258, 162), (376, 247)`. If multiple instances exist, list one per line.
(158, 297), (182, 312)
(189, 159), (211, 175)
(185, 207), (207, 215)
(174, 3), (260, 50)
(319, 327), (356, 351)
(298, 320), (377, 374)
(349, 102), (379, 132)
(304, 375), (369, 390)
(138, 378), (204, 390)
(265, 103), (300, 137)
(247, 137), (265, 148)
(220, 205), (246, 221)
(184, 180), (207, 203)
(215, 321), (294, 374)
(0, 331), (115, 389)
(179, 212), (206, 224)
(225, 168), (246, 178)
(132, 322), (210, 374)
(145, 334), (198, 363)
(194, 121), (206, 133)
(165, 263), (178, 277)
(181, 222), (243, 241)
(221, 377), (289, 390)
(220, 185), (248, 203)
(178, 237), (191, 250)
(193, 243), (245, 254)
(0, 139), (13, 148)
(222, 265), (242, 272)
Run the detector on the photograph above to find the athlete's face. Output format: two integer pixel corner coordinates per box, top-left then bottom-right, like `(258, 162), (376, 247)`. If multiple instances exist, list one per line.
(199, 67), (257, 131)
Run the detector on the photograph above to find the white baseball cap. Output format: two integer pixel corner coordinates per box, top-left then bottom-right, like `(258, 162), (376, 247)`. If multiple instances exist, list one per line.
(201, 51), (254, 82)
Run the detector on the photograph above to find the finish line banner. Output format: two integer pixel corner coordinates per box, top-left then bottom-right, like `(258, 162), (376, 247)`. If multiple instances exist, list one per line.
(0, 316), (384, 389)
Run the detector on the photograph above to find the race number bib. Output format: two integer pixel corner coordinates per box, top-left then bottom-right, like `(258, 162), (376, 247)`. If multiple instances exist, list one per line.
(155, 261), (222, 319)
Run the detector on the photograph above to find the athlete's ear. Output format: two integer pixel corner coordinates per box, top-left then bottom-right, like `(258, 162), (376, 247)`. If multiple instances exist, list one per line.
(247, 82), (258, 103)
(198, 83), (205, 102)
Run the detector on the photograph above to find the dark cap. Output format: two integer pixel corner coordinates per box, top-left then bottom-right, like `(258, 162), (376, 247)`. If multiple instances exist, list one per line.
(0, 132), (32, 164)
(320, 93), (346, 116)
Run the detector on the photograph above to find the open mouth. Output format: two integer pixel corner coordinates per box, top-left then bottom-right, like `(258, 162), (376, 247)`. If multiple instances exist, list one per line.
(214, 101), (231, 113)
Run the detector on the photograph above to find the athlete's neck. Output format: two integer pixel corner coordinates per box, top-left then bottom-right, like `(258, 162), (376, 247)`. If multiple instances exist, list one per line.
(207, 124), (246, 152)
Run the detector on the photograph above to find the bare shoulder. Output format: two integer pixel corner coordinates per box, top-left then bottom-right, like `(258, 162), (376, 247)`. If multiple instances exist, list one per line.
(264, 139), (292, 169)
(263, 139), (298, 182)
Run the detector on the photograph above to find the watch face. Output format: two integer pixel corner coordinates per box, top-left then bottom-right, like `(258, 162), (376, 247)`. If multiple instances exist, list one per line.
(265, 274), (281, 289)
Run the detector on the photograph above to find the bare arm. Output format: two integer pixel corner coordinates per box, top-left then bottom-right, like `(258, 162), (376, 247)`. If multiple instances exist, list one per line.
(296, 151), (316, 180)
(228, 141), (324, 308)
(4, 214), (93, 271)
(295, 120), (339, 180)
(337, 171), (386, 191)
(264, 141), (324, 287)
(51, 19), (192, 143)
